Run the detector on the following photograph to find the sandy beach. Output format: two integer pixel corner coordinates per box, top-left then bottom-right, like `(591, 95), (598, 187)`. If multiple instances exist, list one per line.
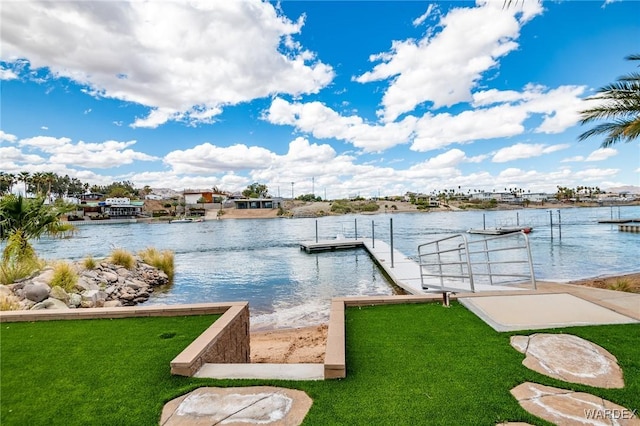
(250, 273), (640, 364)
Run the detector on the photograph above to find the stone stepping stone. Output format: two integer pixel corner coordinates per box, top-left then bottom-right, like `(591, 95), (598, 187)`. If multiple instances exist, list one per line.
(511, 382), (640, 426)
(511, 334), (624, 388)
(160, 386), (312, 425)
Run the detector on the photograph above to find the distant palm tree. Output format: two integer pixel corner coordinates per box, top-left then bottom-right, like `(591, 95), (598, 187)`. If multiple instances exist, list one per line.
(578, 54), (640, 147)
(17, 171), (31, 196)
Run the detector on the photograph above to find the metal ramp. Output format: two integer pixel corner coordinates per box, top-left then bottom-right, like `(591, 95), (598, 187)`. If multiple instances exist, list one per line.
(418, 232), (536, 293)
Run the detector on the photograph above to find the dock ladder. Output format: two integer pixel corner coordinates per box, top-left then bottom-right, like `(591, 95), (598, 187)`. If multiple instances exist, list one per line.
(417, 232), (536, 293)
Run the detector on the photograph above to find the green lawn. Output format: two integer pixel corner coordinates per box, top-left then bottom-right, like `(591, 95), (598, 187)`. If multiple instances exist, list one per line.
(1, 303), (638, 425)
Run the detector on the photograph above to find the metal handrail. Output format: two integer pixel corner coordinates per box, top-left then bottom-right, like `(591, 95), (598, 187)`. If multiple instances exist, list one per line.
(417, 232), (536, 293)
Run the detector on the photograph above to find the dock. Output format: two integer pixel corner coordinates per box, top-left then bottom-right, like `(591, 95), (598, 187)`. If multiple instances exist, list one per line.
(618, 224), (640, 233)
(300, 239), (365, 253)
(467, 226), (532, 235)
(301, 237), (530, 295)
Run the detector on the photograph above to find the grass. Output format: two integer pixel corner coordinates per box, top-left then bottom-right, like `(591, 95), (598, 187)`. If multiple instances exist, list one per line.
(1, 303), (638, 425)
(108, 247), (135, 269)
(0, 315), (220, 425)
(138, 247), (175, 281)
(49, 261), (78, 292)
(0, 257), (41, 285)
(82, 255), (97, 270)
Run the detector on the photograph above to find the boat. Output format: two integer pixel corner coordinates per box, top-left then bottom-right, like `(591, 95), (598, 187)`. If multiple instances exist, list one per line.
(169, 217), (194, 224)
(169, 217), (205, 223)
(467, 226), (532, 235)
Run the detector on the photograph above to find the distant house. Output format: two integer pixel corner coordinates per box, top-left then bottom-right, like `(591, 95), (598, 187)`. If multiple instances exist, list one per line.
(104, 198), (142, 218)
(183, 190), (213, 204)
(233, 198), (282, 209)
(145, 193), (164, 201)
(78, 192), (103, 201)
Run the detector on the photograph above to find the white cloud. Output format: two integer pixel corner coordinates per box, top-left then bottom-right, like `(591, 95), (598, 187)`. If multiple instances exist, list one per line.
(164, 143), (275, 175)
(585, 148), (617, 162)
(1, 1), (334, 128)
(0, 67), (18, 80)
(265, 98), (416, 152)
(413, 4), (436, 27)
(0, 130), (18, 143)
(18, 136), (157, 168)
(267, 83), (585, 154)
(573, 168), (619, 180)
(0, 146), (45, 164)
(492, 143), (570, 163)
(355, 0), (543, 122)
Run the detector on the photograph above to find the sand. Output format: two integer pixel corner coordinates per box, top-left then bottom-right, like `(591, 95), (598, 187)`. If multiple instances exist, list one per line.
(249, 273), (640, 364)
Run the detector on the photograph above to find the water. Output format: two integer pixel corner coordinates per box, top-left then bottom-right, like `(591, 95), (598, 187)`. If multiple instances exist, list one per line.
(27, 205), (640, 329)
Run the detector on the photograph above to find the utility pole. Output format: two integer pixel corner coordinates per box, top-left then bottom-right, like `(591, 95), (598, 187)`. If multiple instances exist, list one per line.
(291, 182), (294, 199)
(312, 177), (315, 197)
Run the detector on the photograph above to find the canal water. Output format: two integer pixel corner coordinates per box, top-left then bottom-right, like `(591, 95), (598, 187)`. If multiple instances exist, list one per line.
(29, 205), (640, 329)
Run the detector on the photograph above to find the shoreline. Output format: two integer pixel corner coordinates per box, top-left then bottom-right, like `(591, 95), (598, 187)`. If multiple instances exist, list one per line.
(250, 272), (640, 364)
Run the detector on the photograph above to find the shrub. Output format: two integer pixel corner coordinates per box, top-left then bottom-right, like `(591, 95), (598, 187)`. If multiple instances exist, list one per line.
(608, 279), (636, 293)
(138, 247), (174, 281)
(0, 257), (41, 285)
(0, 294), (20, 311)
(50, 262), (78, 292)
(82, 255), (97, 270)
(109, 248), (135, 269)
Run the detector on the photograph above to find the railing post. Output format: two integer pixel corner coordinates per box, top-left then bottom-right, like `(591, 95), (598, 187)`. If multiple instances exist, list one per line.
(354, 218), (358, 240)
(390, 218), (394, 268)
(371, 220), (375, 248)
(315, 220), (318, 243)
(549, 210), (553, 241)
(557, 210), (562, 241)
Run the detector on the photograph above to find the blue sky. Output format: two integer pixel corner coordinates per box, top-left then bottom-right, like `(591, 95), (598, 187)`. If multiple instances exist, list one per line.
(1, 0), (639, 199)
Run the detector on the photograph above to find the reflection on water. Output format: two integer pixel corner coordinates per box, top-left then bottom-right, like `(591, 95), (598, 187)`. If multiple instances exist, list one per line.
(28, 205), (640, 328)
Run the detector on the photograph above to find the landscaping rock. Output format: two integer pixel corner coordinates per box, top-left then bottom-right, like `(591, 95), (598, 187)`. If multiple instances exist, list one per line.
(104, 300), (122, 308)
(24, 283), (50, 303)
(69, 293), (82, 307)
(511, 334), (624, 388)
(160, 386), (313, 426)
(511, 382), (640, 425)
(3, 256), (170, 310)
(75, 277), (99, 292)
(49, 286), (69, 303)
(0, 285), (12, 297)
(31, 298), (69, 310)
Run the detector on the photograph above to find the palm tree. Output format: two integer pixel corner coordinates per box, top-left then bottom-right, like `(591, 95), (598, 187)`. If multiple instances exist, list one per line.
(17, 171), (31, 196)
(0, 194), (74, 263)
(44, 172), (56, 199)
(578, 54), (640, 147)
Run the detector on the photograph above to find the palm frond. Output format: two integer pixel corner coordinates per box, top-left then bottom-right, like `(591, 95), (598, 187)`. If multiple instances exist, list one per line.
(578, 53), (640, 147)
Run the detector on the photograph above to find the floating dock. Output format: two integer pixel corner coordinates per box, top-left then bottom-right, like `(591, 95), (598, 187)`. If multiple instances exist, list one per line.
(618, 224), (640, 233)
(300, 239), (365, 253)
(467, 227), (532, 235)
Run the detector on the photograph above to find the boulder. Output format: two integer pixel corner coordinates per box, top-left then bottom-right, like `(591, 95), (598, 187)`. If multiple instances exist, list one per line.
(24, 283), (50, 303)
(104, 300), (122, 308)
(81, 290), (100, 303)
(31, 298), (69, 310)
(75, 277), (99, 292)
(31, 268), (55, 286)
(49, 286), (69, 303)
(116, 268), (131, 278)
(68, 293), (82, 307)
(102, 270), (119, 283)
